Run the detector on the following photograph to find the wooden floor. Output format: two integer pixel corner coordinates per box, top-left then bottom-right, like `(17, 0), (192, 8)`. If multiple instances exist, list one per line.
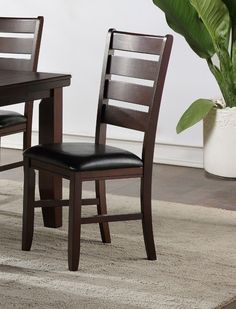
(1, 148), (236, 211)
(1, 148), (236, 309)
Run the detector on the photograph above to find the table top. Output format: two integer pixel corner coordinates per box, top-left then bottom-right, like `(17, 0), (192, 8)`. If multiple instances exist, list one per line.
(0, 70), (71, 88)
(0, 70), (71, 106)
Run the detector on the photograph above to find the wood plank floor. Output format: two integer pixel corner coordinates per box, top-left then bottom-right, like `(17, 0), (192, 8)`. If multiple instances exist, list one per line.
(1, 148), (235, 309)
(1, 148), (236, 211)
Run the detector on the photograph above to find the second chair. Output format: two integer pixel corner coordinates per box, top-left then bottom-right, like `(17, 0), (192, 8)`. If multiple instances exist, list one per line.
(0, 16), (43, 171)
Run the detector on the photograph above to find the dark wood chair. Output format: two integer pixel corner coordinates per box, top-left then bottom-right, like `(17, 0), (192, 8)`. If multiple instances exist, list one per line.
(0, 16), (43, 172)
(22, 29), (173, 271)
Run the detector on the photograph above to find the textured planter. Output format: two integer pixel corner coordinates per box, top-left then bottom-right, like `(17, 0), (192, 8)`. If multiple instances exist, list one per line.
(204, 107), (236, 178)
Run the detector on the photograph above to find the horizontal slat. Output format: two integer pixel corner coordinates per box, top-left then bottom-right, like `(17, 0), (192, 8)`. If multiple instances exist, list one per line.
(112, 32), (164, 54)
(102, 104), (148, 132)
(0, 37), (33, 54)
(80, 167), (143, 181)
(0, 123), (26, 136)
(34, 198), (99, 208)
(0, 161), (22, 172)
(82, 198), (100, 205)
(108, 55), (159, 80)
(34, 199), (69, 208)
(81, 213), (143, 224)
(105, 80), (153, 106)
(0, 18), (36, 33)
(0, 58), (31, 70)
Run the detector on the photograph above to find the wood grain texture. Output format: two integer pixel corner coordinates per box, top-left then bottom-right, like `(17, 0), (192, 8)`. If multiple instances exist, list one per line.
(105, 80), (153, 106)
(108, 55), (159, 80)
(0, 18), (37, 33)
(22, 29), (173, 270)
(111, 32), (164, 54)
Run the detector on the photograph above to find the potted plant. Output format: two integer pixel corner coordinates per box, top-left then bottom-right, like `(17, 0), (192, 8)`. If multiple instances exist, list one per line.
(153, 0), (236, 178)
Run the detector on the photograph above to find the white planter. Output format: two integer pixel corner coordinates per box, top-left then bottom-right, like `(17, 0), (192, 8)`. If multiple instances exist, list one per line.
(203, 107), (236, 178)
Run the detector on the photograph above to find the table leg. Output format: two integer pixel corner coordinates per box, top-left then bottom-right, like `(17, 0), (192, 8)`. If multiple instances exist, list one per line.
(39, 88), (63, 228)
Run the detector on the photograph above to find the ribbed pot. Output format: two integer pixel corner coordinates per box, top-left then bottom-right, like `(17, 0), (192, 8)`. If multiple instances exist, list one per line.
(203, 107), (236, 178)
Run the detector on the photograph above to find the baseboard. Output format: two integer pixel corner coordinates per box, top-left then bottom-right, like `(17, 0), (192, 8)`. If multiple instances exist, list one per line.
(1, 132), (203, 168)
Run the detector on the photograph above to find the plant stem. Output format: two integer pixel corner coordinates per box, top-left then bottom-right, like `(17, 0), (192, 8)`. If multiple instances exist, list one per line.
(207, 59), (227, 104)
(231, 21), (236, 87)
(207, 57), (236, 107)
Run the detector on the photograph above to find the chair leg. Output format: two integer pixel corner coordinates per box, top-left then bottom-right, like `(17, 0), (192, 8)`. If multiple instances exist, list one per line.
(22, 159), (35, 251)
(140, 176), (156, 260)
(0, 137), (2, 165)
(95, 180), (111, 243)
(68, 173), (82, 271)
(23, 101), (33, 150)
(23, 128), (32, 151)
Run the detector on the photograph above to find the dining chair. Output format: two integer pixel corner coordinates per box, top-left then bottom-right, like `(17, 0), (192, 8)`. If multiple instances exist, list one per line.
(22, 29), (173, 271)
(0, 16), (43, 172)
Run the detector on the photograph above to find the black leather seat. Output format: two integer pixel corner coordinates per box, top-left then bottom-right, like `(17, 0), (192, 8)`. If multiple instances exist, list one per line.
(24, 142), (143, 171)
(0, 110), (26, 128)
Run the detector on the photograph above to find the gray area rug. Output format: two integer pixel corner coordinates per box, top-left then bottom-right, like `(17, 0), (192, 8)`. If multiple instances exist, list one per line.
(0, 179), (236, 309)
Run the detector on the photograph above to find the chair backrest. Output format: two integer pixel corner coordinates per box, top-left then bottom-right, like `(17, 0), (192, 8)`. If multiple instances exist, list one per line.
(95, 29), (173, 170)
(0, 16), (43, 72)
(0, 16), (44, 120)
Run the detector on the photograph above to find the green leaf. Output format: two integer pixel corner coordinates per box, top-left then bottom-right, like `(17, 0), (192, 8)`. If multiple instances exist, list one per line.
(190, 1), (235, 107)
(222, 1), (236, 84)
(190, 0), (231, 51)
(176, 99), (215, 134)
(153, 0), (215, 58)
(222, 0), (236, 24)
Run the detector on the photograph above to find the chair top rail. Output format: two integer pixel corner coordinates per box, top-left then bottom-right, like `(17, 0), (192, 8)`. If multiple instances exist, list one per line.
(0, 17), (40, 33)
(111, 31), (165, 55)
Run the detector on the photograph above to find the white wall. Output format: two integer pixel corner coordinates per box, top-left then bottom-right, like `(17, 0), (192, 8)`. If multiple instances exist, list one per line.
(1, 0), (221, 165)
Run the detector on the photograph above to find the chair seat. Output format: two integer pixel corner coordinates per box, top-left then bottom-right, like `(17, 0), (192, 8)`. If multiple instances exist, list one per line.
(0, 110), (27, 128)
(24, 142), (143, 172)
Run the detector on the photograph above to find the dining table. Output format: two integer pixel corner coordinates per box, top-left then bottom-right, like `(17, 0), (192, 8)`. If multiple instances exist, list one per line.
(0, 69), (71, 228)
